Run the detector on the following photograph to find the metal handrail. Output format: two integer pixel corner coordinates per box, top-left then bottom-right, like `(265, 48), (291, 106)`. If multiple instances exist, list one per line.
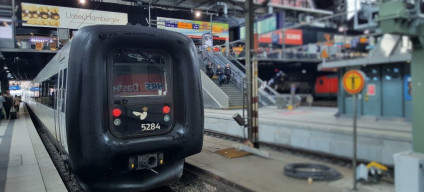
(199, 69), (229, 109)
(217, 52), (281, 98)
(202, 48), (244, 91)
(199, 46), (280, 106)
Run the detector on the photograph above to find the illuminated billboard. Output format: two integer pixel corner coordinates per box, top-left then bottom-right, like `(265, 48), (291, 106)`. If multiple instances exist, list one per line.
(156, 17), (229, 40)
(21, 2), (128, 29)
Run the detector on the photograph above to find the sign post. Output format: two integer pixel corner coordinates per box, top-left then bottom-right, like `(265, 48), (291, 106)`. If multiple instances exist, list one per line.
(342, 70), (365, 191)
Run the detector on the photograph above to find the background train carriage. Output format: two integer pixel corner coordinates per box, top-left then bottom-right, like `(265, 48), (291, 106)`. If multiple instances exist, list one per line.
(24, 25), (204, 191)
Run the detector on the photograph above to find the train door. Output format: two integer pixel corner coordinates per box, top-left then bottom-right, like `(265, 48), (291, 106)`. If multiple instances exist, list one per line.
(60, 69), (68, 151)
(55, 71), (62, 142)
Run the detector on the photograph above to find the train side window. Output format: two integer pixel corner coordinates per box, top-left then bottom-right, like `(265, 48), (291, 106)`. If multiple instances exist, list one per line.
(30, 83), (40, 99)
(40, 74), (58, 108)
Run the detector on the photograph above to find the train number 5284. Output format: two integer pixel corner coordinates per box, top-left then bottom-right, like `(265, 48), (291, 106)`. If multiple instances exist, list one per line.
(141, 123), (161, 131)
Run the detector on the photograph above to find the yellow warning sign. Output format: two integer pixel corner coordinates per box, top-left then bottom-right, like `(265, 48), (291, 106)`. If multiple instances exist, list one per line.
(343, 70), (365, 94)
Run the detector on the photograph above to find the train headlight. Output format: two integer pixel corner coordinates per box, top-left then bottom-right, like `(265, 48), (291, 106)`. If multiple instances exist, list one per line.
(162, 105), (170, 114)
(114, 119), (122, 126)
(164, 115), (170, 122)
(113, 108), (122, 117)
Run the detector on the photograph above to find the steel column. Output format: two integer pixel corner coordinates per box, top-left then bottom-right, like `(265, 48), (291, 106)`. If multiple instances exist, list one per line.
(244, 0), (256, 146)
(11, 0), (16, 48)
(411, 38), (424, 153)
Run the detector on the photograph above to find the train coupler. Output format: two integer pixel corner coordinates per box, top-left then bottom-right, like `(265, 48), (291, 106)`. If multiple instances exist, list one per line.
(128, 153), (164, 171)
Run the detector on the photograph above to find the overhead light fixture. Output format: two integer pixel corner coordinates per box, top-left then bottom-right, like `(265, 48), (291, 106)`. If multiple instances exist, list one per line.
(79, 0), (86, 4)
(195, 11), (201, 18)
(364, 29), (370, 35)
(4, 66), (7, 70)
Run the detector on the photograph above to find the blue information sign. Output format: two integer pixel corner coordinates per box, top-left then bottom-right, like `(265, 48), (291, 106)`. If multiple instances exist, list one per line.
(9, 85), (20, 90)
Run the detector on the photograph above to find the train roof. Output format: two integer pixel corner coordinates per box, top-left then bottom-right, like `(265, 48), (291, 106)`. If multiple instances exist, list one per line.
(33, 25), (193, 83)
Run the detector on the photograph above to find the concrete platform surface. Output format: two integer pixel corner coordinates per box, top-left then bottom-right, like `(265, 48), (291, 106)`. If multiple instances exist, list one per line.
(186, 135), (394, 192)
(0, 107), (66, 192)
(204, 106), (412, 165)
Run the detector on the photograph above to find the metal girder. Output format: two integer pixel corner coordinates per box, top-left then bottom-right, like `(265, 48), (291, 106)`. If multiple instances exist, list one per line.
(196, 0), (212, 8)
(174, 0), (186, 6)
(226, 0), (244, 10)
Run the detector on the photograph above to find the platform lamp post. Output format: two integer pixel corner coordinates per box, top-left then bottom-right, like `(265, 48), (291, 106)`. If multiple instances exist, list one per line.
(376, 1), (424, 192)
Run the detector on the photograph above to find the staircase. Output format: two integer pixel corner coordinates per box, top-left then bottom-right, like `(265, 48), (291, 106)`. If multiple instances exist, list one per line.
(211, 78), (244, 107)
(199, 60), (244, 108)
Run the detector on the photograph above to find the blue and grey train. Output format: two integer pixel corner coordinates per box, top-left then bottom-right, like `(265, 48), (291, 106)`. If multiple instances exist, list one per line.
(24, 25), (204, 191)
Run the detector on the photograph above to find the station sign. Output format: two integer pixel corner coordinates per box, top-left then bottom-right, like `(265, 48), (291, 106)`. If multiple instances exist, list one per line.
(257, 29), (303, 45)
(343, 70), (365, 95)
(367, 84), (376, 96)
(21, 2), (128, 29)
(157, 17), (229, 40)
(9, 85), (20, 90)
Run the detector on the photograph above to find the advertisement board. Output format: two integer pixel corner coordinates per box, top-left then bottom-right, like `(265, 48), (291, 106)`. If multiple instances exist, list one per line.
(156, 17), (229, 40)
(21, 3), (128, 29)
(240, 14), (277, 39)
(258, 29), (303, 45)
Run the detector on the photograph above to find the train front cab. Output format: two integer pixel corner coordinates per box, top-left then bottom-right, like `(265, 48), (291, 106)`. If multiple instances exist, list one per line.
(66, 26), (203, 191)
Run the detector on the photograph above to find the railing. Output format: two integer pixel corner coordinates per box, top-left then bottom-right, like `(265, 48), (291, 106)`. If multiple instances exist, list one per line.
(201, 46), (245, 91)
(199, 69), (229, 109)
(199, 46), (280, 106)
(218, 34), (378, 62)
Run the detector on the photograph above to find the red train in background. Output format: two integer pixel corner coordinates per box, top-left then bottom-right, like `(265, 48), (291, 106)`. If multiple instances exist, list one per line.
(314, 75), (338, 98)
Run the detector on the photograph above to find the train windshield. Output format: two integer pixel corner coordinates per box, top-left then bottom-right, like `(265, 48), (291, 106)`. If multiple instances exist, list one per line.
(112, 50), (168, 97)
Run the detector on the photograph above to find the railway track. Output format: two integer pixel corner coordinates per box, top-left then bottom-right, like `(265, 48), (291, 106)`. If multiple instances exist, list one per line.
(204, 129), (394, 171)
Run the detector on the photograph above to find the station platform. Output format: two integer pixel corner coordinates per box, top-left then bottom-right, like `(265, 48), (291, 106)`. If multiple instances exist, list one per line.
(186, 135), (394, 192)
(0, 107), (66, 192)
(204, 106), (412, 165)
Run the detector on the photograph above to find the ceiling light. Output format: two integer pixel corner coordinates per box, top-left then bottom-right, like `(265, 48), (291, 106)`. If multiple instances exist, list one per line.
(4, 66), (7, 70)
(195, 11), (201, 18)
(79, 0), (86, 4)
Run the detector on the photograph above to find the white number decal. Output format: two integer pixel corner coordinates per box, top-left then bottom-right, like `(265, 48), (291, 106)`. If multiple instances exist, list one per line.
(141, 123), (161, 131)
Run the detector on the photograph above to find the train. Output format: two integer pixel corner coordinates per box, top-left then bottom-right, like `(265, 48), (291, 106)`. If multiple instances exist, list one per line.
(314, 75), (338, 98)
(271, 74), (338, 98)
(23, 25), (204, 191)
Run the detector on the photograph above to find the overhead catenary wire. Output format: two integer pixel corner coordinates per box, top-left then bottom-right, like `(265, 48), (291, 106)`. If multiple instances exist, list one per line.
(76, 1), (103, 29)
